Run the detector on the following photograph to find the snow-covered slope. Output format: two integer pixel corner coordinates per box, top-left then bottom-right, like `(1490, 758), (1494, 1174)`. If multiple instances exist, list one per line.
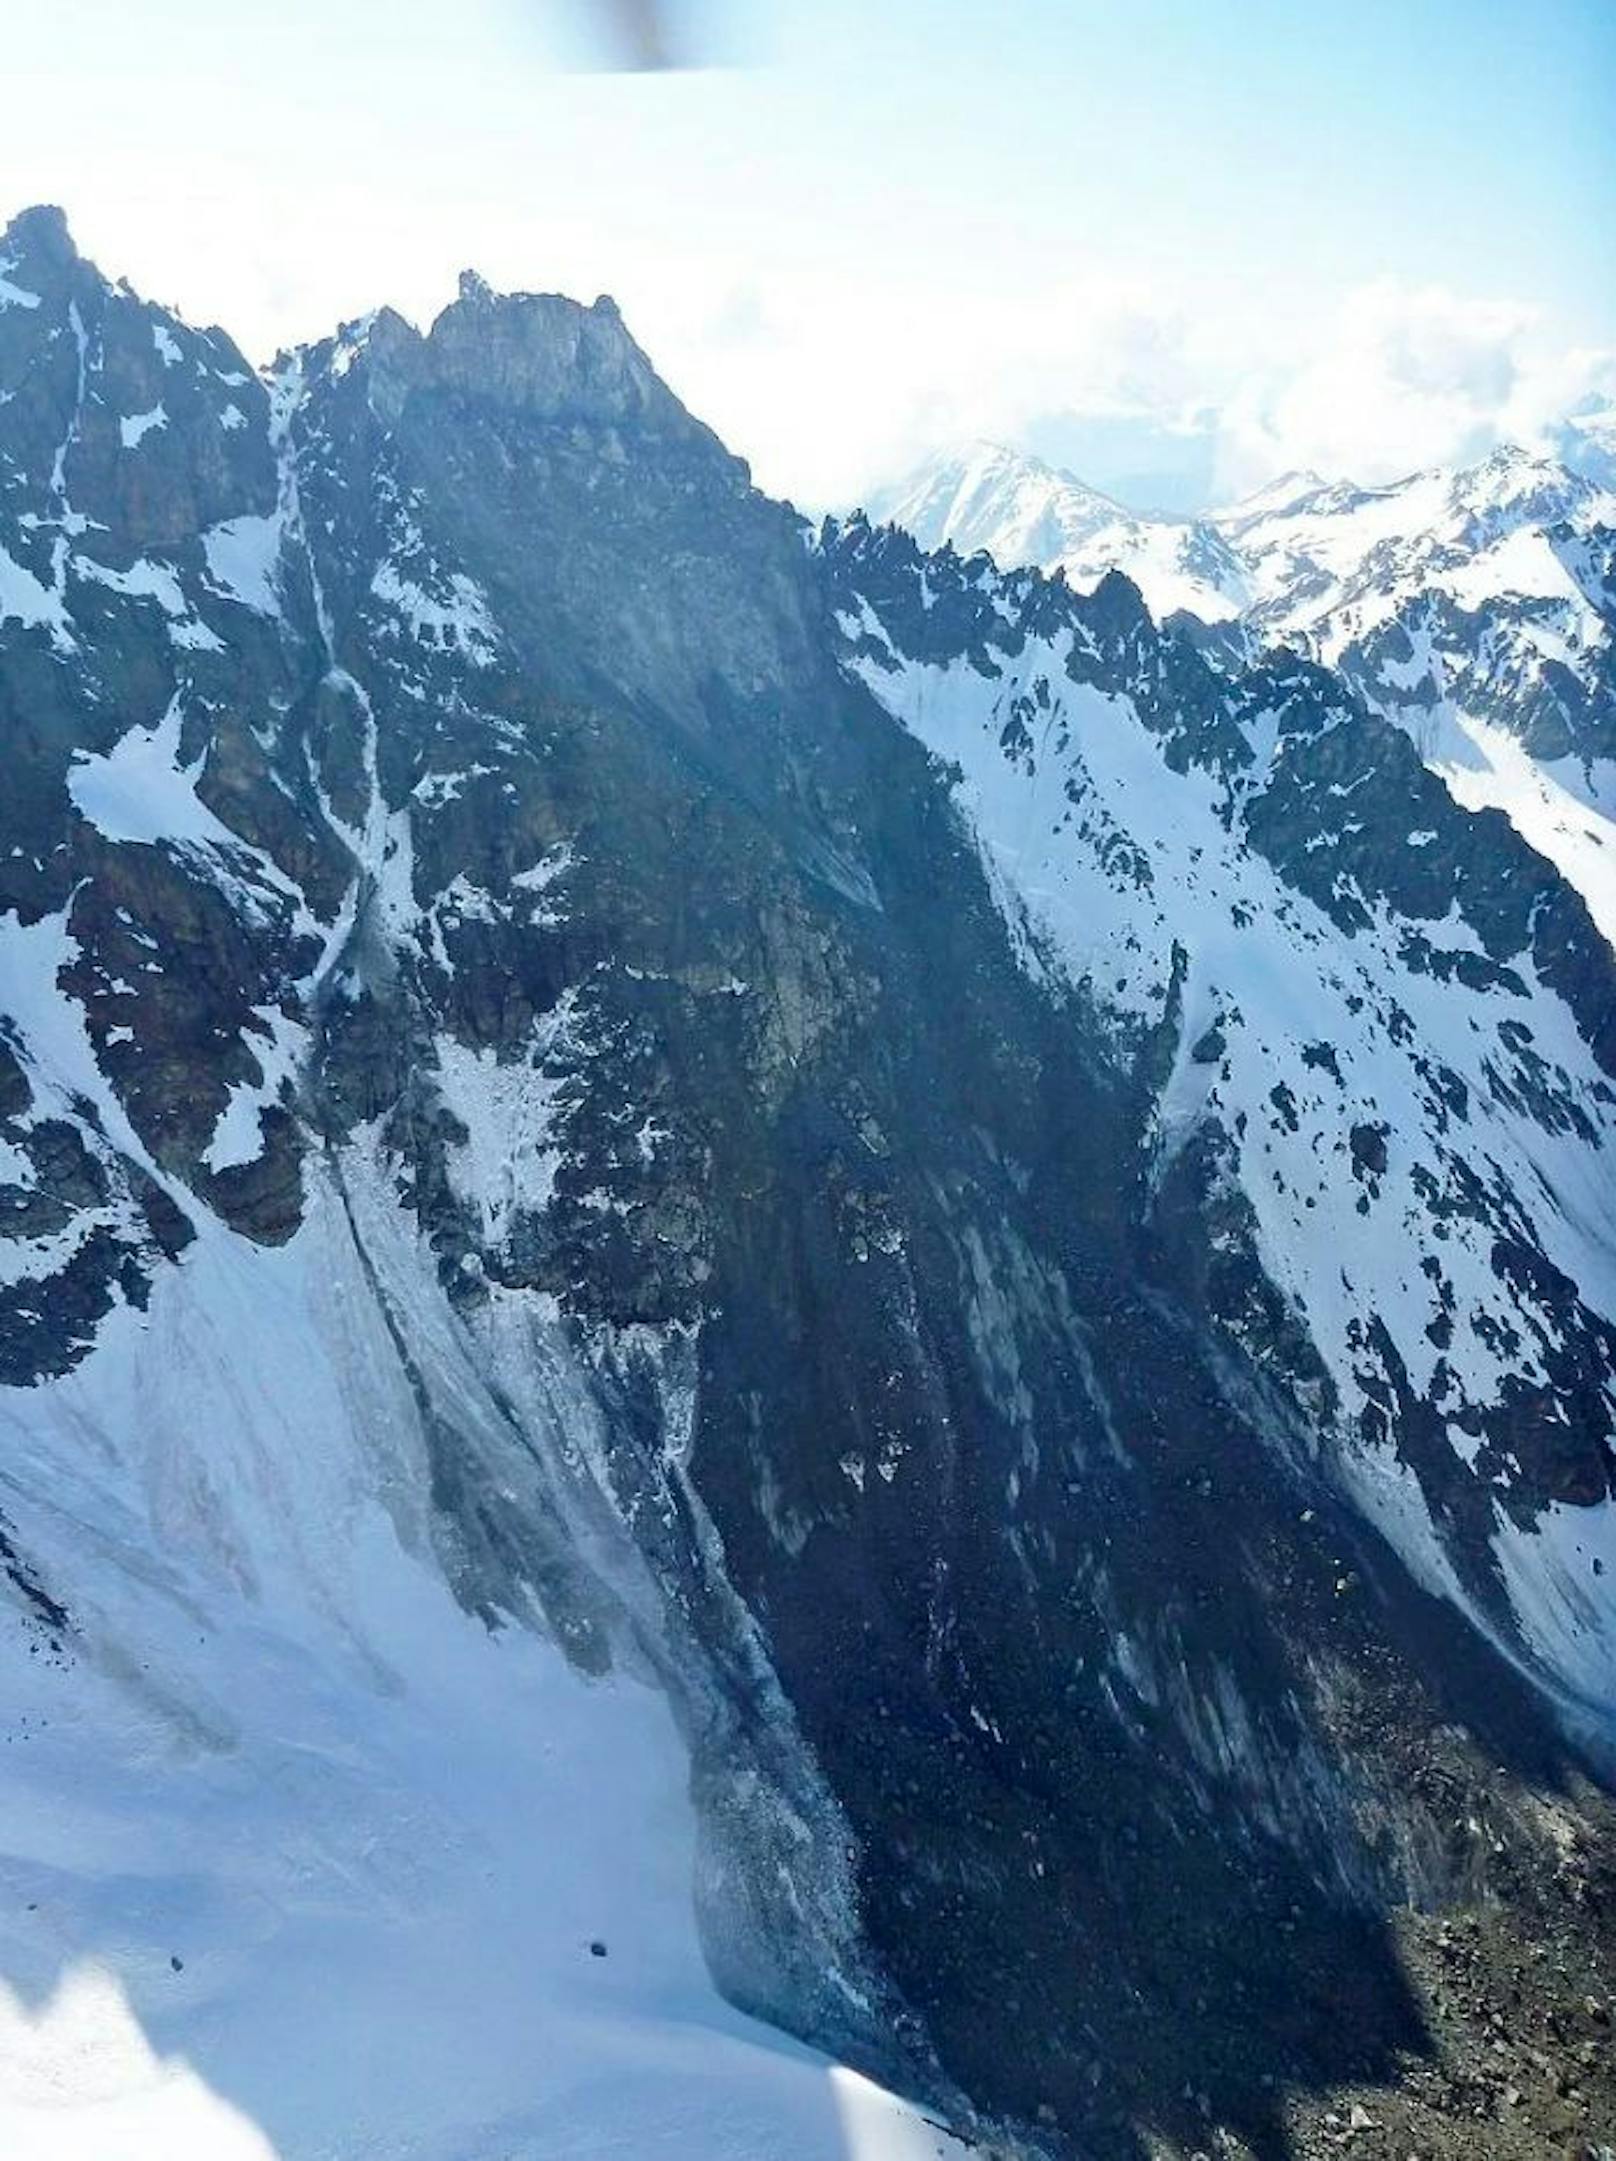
(861, 440), (1616, 948)
(0, 1185), (966, 2161)
(862, 442), (1248, 623)
(4, 205), (1616, 2161)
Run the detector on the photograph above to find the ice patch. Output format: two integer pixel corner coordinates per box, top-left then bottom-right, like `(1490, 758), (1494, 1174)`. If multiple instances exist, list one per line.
(371, 561), (497, 664)
(435, 1023), (571, 1238)
(0, 543), (70, 641)
(0, 265), (42, 312)
(512, 841), (575, 894)
(201, 515), (282, 617)
(68, 699), (243, 856)
(411, 766), (495, 809)
(73, 555), (188, 617)
(71, 556), (224, 651)
(118, 406), (166, 451)
(203, 1008), (304, 1176)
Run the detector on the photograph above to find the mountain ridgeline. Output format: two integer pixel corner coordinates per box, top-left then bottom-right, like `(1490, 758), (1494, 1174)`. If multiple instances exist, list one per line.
(865, 437), (1616, 948)
(2, 208), (1614, 2160)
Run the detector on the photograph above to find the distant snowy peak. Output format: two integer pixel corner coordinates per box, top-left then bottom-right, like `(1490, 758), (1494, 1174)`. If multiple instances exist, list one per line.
(864, 440), (1129, 560)
(855, 435), (1614, 641)
(861, 440), (1249, 623)
(1207, 468), (1331, 534)
(1230, 443), (1616, 651)
(864, 437), (1613, 649)
(1453, 439), (1610, 523)
(861, 436), (1616, 945)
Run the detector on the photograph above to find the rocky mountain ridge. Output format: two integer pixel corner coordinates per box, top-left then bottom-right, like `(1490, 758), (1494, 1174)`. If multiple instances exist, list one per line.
(2, 207), (1614, 2161)
(859, 437), (1616, 952)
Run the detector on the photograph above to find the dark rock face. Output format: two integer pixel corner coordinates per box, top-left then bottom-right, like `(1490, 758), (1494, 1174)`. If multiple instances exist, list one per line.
(824, 520), (1616, 1563)
(2, 210), (1614, 2159)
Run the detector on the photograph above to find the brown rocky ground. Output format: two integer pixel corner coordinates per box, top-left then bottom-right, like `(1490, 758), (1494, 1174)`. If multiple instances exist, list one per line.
(1129, 1779), (1616, 2161)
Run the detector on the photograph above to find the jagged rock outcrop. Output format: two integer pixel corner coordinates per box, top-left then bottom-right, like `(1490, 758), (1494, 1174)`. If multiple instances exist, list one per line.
(2, 209), (1613, 2160)
(859, 438), (1616, 957)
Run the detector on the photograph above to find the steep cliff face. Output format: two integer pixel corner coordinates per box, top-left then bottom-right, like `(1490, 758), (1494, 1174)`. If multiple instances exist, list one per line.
(2, 211), (1613, 2161)
(826, 520), (1616, 1680)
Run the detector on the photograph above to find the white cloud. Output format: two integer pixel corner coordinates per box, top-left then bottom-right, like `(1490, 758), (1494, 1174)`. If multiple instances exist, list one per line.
(827, 277), (1616, 510)
(653, 268), (1218, 510)
(1216, 283), (1522, 493)
(1197, 282), (1616, 500)
(691, 269), (1616, 515)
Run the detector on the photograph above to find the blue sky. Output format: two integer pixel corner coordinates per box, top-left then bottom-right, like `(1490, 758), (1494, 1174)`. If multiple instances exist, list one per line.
(3, 0), (1613, 507)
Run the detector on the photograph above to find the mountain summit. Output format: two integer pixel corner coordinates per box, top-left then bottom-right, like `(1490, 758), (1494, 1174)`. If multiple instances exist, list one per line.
(862, 439), (1251, 621)
(2, 212), (1614, 2161)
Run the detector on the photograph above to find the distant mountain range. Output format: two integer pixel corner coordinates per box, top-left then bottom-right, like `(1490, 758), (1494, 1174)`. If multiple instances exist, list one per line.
(862, 440), (1251, 623)
(859, 434), (1616, 948)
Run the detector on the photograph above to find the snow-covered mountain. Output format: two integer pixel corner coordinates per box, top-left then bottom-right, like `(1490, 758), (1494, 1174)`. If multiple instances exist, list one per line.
(1212, 442), (1612, 670)
(3, 206), (1615, 2161)
(860, 440), (1616, 950)
(0, 205), (974, 2161)
(1211, 447), (1616, 947)
(830, 513), (1615, 1678)
(862, 441), (1249, 623)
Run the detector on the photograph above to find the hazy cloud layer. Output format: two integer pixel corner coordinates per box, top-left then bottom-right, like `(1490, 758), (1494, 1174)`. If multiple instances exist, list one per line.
(743, 276), (1616, 515)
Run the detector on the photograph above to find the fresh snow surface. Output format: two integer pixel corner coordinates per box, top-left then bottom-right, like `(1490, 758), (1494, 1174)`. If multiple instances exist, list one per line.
(0, 1174), (970, 2161)
(67, 697), (244, 857)
(201, 515), (284, 617)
